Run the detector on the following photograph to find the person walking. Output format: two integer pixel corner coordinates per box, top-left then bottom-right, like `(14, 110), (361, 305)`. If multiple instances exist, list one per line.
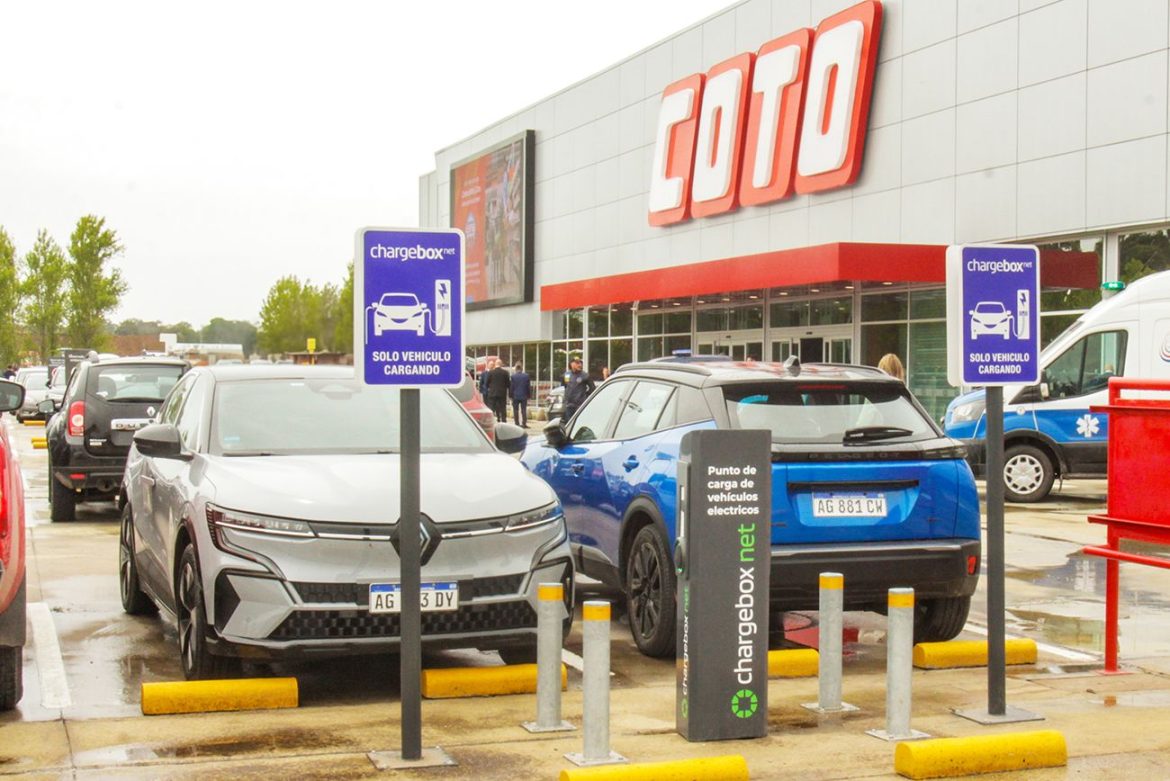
(485, 359), (511, 423)
(509, 362), (530, 428)
(562, 356), (595, 420)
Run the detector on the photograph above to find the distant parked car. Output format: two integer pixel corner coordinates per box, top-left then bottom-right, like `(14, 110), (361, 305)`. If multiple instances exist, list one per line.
(523, 358), (980, 657)
(545, 386), (565, 420)
(120, 365), (571, 679)
(450, 374), (496, 441)
(44, 356), (189, 521)
(14, 366), (49, 421)
(0, 379), (27, 709)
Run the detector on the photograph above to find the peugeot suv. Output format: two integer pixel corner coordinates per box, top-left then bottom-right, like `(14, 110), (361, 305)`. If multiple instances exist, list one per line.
(44, 356), (189, 521)
(522, 359), (980, 657)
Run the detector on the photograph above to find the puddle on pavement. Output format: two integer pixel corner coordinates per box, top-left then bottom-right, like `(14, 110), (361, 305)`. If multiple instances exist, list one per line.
(73, 728), (348, 766)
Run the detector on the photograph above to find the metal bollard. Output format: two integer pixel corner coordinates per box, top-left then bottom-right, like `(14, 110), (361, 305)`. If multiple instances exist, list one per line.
(522, 582), (574, 733)
(565, 601), (626, 767)
(867, 588), (929, 741)
(803, 572), (858, 714)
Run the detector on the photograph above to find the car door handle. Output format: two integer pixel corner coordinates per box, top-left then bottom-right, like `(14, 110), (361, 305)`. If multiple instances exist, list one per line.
(570, 463), (585, 475)
(622, 456), (639, 472)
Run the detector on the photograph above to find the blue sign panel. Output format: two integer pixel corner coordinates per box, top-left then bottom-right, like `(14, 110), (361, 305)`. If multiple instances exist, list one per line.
(946, 244), (1040, 387)
(354, 227), (465, 387)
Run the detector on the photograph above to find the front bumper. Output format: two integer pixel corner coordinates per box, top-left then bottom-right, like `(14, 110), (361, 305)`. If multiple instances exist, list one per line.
(203, 520), (575, 659)
(769, 538), (981, 611)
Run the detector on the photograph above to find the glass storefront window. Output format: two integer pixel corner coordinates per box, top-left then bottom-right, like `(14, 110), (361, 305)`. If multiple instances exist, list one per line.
(638, 311), (664, 335)
(587, 339), (608, 377)
(861, 322), (907, 369)
(811, 296), (851, 325)
(1120, 229), (1170, 282)
(861, 291), (908, 322)
(907, 322), (948, 421)
(638, 337), (664, 361)
(770, 300), (809, 327)
(1038, 238), (1103, 312)
(696, 308), (727, 333)
(909, 289), (946, 319)
(611, 338), (632, 371)
(665, 334), (691, 355)
(731, 304), (764, 330)
(665, 306), (692, 334)
(568, 309), (584, 340)
(611, 304), (633, 337)
(588, 306), (609, 338)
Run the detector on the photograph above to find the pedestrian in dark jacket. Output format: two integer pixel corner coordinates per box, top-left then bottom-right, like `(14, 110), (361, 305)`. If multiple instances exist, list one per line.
(485, 359), (511, 423)
(509, 363), (530, 427)
(562, 357), (595, 420)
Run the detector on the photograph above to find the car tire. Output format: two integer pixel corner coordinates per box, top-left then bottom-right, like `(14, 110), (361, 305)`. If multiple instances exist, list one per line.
(914, 596), (971, 643)
(497, 638), (538, 666)
(1003, 444), (1054, 503)
(0, 644), (21, 711)
(625, 524), (676, 658)
(119, 504), (157, 616)
(48, 467), (76, 522)
(176, 545), (239, 680)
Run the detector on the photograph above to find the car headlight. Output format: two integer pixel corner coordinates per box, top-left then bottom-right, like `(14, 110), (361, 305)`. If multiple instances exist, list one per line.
(504, 501), (563, 532)
(206, 503), (314, 539)
(949, 399), (985, 425)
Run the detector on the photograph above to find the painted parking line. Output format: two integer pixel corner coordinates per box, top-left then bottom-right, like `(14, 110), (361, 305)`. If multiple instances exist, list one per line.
(28, 602), (72, 709)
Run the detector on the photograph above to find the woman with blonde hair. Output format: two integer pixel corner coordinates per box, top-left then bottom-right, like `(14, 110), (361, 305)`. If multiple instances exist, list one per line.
(878, 353), (905, 381)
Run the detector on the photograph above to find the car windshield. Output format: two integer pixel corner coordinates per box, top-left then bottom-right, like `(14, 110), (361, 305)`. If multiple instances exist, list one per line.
(723, 381), (938, 445)
(380, 294), (419, 307)
(91, 364), (184, 402)
(211, 379), (491, 455)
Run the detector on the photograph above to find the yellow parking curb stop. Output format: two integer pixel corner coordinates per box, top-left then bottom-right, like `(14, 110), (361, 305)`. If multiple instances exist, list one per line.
(32, 438), (47, 449)
(894, 730), (1067, 779)
(141, 677), (298, 715)
(768, 648), (819, 678)
(559, 754), (749, 780)
(420, 663), (566, 699)
(913, 639), (1037, 669)
(22, 419), (45, 427)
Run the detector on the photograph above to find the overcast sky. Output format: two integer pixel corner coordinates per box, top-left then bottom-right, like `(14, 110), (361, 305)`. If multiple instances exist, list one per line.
(1, 1), (732, 328)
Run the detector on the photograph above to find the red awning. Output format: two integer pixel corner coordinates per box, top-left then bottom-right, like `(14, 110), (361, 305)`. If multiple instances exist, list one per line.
(540, 242), (1100, 311)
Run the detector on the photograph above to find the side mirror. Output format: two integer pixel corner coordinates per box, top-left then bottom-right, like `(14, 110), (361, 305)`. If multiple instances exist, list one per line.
(37, 398), (57, 414)
(543, 419), (568, 449)
(133, 423), (189, 460)
(494, 422), (528, 455)
(0, 379), (23, 413)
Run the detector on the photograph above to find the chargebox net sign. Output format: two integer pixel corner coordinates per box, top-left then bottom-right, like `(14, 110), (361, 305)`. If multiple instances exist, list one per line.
(354, 227), (466, 388)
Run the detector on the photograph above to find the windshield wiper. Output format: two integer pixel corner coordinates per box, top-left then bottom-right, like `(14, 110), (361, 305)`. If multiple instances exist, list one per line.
(222, 450), (278, 457)
(842, 426), (914, 443)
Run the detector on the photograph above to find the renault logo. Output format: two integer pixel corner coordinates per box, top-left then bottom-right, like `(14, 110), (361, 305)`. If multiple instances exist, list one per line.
(147, 406), (156, 417)
(390, 514), (442, 565)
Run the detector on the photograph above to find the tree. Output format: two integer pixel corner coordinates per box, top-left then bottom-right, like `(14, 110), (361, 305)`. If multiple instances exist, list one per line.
(66, 215), (128, 350)
(333, 262), (354, 354)
(203, 318), (258, 356)
(0, 228), (21, 366)
(312, 283), (339, 352)
(258, 276), (314, 354)
(21, 230), (69, 363)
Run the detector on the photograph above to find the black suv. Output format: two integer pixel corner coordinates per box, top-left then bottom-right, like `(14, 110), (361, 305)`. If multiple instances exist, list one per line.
(45, 357), (189, 521)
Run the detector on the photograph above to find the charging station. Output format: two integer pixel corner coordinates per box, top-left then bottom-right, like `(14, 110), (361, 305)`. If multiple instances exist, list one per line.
(675, 428), (772, 741)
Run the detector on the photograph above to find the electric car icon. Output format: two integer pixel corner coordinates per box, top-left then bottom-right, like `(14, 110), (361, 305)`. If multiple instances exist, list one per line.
(373, 293), (429, 336)
(969, 301), (1013, 340)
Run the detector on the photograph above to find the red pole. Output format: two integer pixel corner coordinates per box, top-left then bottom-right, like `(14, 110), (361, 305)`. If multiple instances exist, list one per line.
(1104, 556), (1119, 673)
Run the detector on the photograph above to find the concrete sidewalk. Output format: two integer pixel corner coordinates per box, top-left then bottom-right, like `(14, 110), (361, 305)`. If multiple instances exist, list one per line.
(4, 643), (1170, 779)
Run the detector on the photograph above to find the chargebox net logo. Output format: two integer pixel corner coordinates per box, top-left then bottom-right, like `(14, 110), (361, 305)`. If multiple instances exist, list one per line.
(648, 0), (882, 226)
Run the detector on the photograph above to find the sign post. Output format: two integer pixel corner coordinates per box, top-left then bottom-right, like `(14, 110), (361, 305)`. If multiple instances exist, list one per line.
(675, 429), (771, 741)
(355, 227), (465, 764)
(946, 244), (1043, 726)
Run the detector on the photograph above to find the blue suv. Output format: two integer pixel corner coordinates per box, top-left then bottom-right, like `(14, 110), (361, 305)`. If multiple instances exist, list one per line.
(522, 359), (980, 657)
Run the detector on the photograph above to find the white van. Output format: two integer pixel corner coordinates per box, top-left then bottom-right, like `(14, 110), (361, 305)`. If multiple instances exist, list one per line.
(943, 269), (1170, 501)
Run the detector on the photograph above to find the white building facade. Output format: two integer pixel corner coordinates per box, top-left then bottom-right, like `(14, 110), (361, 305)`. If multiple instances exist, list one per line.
(420, 0), (1170, 418)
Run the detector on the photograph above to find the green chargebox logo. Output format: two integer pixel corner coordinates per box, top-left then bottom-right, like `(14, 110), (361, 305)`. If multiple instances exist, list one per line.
(731, 689), (758, 719)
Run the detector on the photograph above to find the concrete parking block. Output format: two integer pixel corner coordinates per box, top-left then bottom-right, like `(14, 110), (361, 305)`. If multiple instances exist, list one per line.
(894, 730), (1067, 779)
(913, 639), (1038, 669)
(140, 678), (298, 715)
(420, 663), (566, 699)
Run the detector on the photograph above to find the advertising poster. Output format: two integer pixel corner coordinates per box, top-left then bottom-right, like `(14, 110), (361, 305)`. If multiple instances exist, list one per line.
(450, 131), (533, 309)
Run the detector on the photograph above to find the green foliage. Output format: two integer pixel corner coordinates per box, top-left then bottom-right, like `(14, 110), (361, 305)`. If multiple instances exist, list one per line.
(66, 215), (128, 350)
(0, 228), (21, 366)
(257, 267), (351, 356)
(333, 262), (354, 354)
(21, 230), (69, 362)
(161, 321), (200, 342)
(203, 317), (258, 356)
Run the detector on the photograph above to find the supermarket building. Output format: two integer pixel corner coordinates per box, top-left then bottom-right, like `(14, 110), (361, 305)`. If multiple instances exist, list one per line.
(420, 0), (1170, 419)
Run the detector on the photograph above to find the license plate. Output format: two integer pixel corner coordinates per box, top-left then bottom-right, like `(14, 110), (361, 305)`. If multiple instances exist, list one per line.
(812, 492), (887, 518)
(368, 582), (459, 614)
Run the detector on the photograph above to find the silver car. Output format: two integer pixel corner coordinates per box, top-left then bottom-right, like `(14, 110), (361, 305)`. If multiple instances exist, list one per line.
(119, 365), (573, 679)
(13, 367), (49, 421)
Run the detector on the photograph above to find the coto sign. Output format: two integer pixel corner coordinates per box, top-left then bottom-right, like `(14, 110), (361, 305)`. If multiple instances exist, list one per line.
(648, 0), (883, 226)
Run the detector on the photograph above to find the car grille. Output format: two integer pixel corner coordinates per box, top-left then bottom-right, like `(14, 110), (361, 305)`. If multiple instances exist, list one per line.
(291, 573), (526, 605)
(267, 600), (536, 641)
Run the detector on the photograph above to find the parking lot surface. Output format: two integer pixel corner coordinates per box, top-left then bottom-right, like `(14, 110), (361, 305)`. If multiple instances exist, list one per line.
(4, 415), (1170, 778)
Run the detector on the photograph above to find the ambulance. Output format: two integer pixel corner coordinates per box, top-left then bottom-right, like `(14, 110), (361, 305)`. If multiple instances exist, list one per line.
(944, 269), (1170, 501)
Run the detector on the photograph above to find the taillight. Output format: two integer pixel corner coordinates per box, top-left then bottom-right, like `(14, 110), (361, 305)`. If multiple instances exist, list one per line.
(68, 401), (86, 437)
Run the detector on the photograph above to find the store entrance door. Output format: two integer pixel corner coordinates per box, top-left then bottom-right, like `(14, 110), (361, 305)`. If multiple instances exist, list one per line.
(799, 337), (823, 362)
(770, 326), (852, 364)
